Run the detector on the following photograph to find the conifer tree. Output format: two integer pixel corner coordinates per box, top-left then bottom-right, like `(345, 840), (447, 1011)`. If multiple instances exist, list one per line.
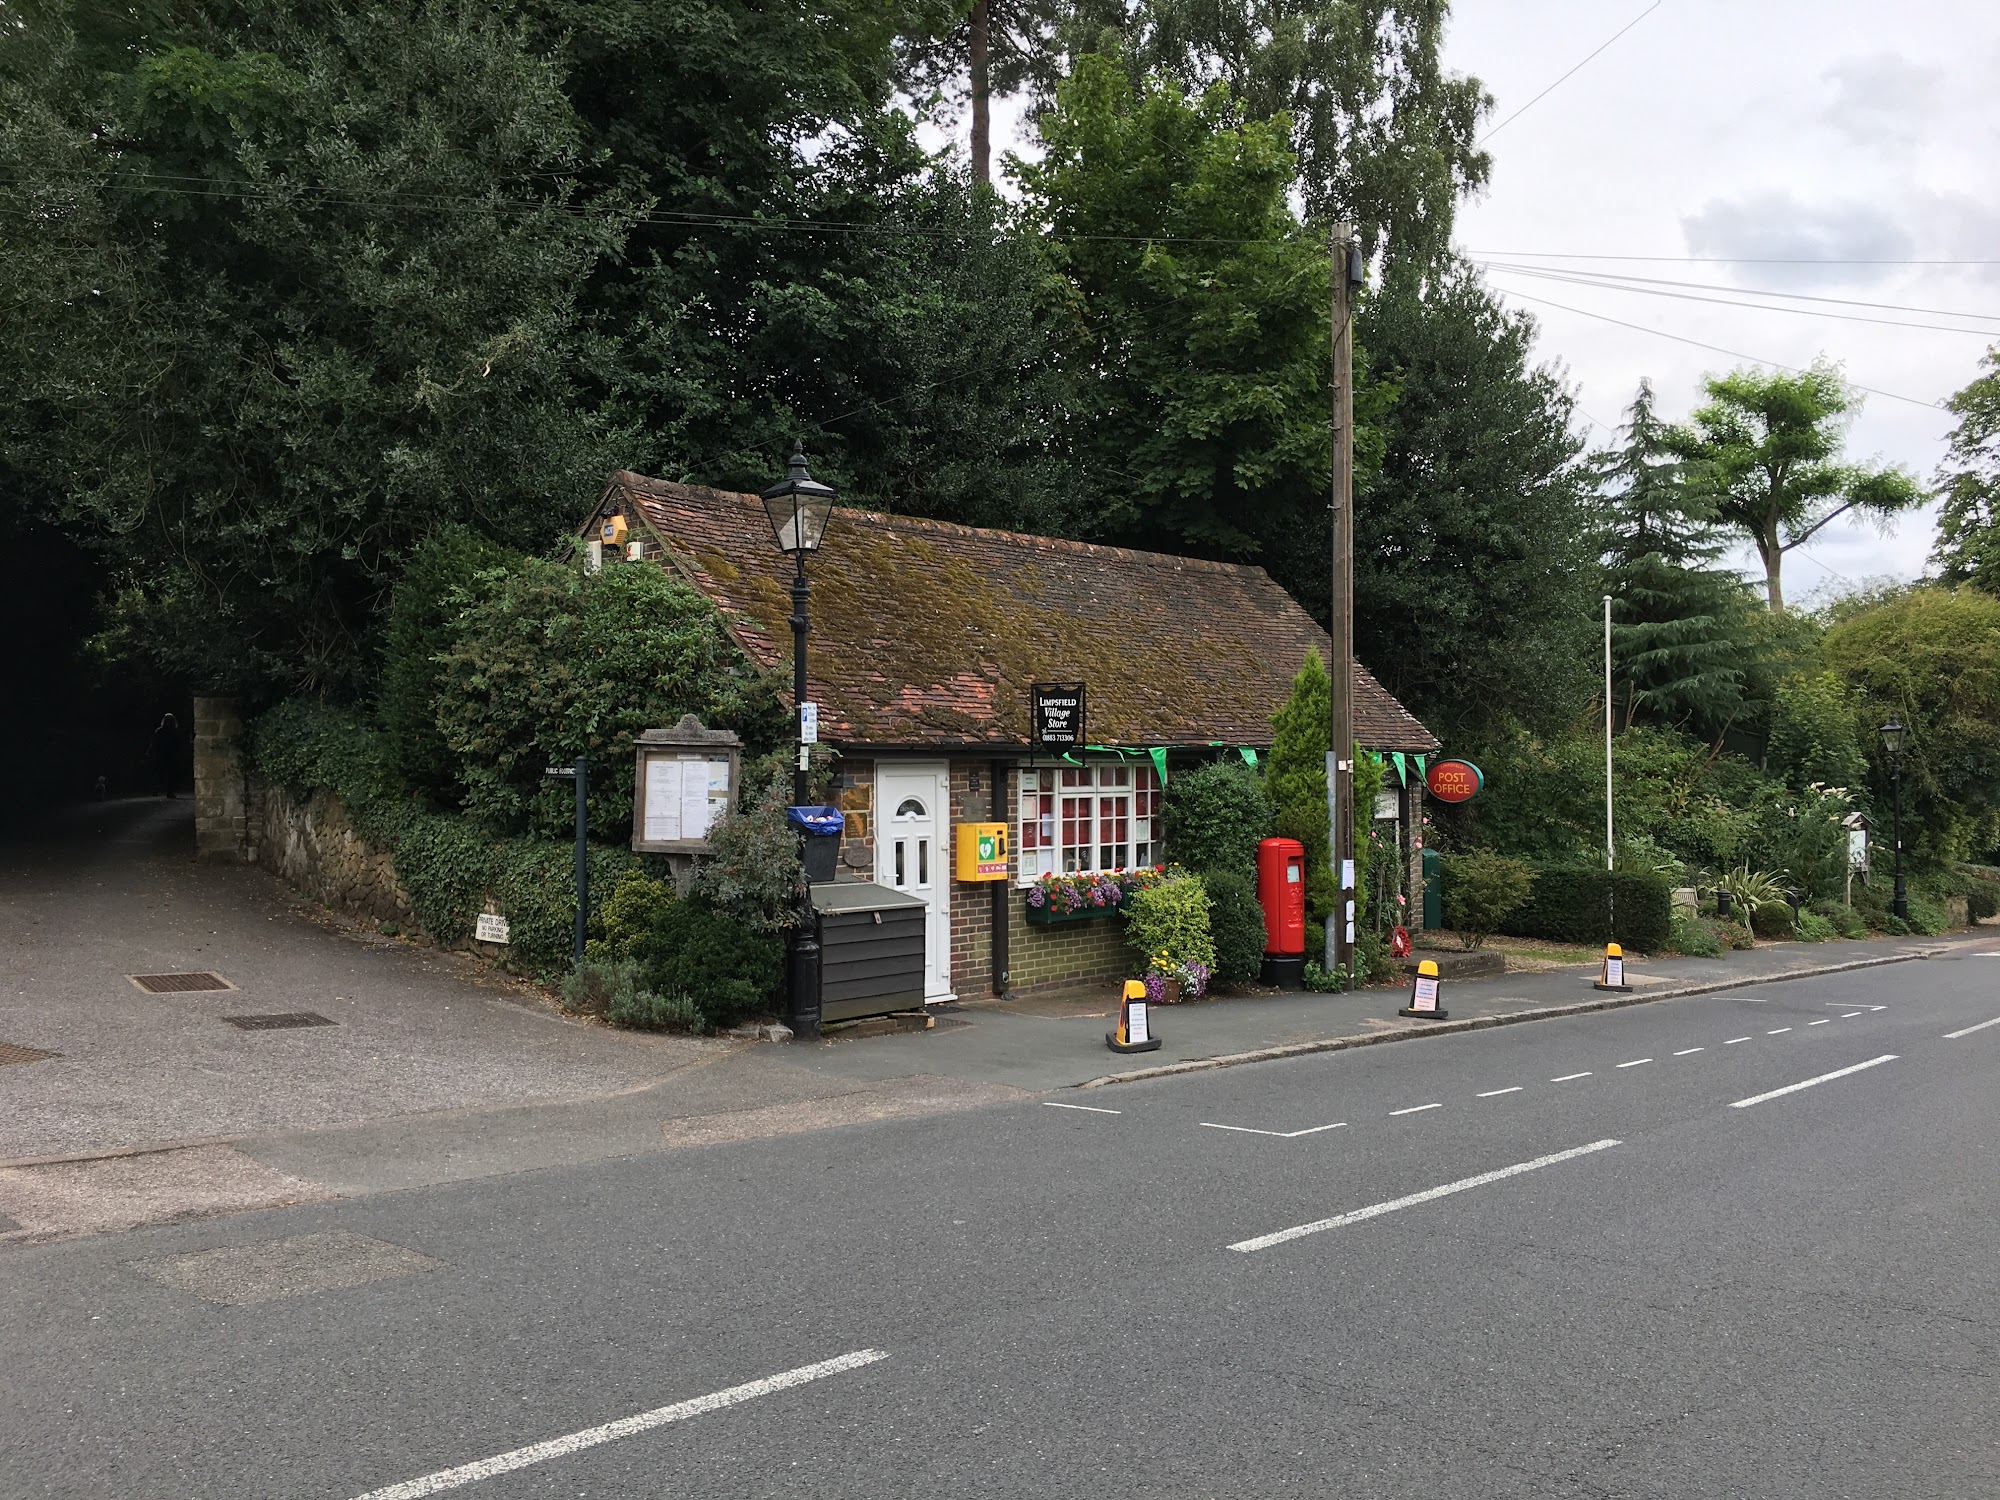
(1601, 381), (1764, 735)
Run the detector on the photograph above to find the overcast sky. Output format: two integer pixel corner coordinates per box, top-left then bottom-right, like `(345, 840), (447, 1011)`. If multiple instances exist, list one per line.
(1444, 0), (2000, 601)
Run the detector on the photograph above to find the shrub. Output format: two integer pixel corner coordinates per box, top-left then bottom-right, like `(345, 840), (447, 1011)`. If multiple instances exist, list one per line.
(694, 767), (806, 933)
(638, 898), (784, 1030)
(1723, 919), (1756, 950)
(1355, 927), (1395, 984)
(1164, 761), (1273, 878)
(1510, 866), (1673, 953)
(1668, 914), (1725, 957)
(1904, 891), (1950, 936)
(378, 526), (523, 796)
(434, 555), (745, 840)
(1797, 911), (1837, 943)
(561, 958), (642, 1017)
(1965, 884), (1998, 922)
(588, 869), (678, 962)
(1810, 899), (1869, 939)
(1200, 869), (1267, 987)
(1302, 960), (1346, 992)
(1750, 901), (1797, 940)
(1441, 850), (1536, 949)
(1265, 649), (1336, 923)
(608, 987), (705, 1033)
(1124, 871), (1217, 977)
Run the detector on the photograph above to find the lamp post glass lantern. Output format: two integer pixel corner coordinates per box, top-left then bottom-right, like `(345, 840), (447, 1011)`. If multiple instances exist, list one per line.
(1879, 715), (1908, 921)
(762, 443), (837, 1040)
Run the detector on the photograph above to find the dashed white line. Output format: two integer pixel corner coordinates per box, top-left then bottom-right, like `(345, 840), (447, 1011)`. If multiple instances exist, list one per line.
(1672, 1048), (1704, 1056)
(1809, 1019), (1831, 1026)
(349, 1350), (889, 1499)
(1202, 1121), (1347, 1138)
(1729, 1055), (1899, 1110)
(1229, 1140), (1623, 1253)
(1550, 1071), (1592, 1082)
(1840, 1012), (1863, 1019)
(1043, 1102), (1121, 1114)
(1477, 1087), (1523, 1098)
(1733, 997), (1767, 1003)
(1943, 1015), (2000, 1040)
(1389, 1103), (1443, 1116)
(1767, 1028), (1792, 1035)
(1725, 1036), (1751, 1045)
(1616, 1058), (1652, 1068)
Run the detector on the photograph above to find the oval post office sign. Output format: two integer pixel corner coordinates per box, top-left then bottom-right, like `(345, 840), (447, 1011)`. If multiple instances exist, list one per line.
(1424, 758), (1484, 803)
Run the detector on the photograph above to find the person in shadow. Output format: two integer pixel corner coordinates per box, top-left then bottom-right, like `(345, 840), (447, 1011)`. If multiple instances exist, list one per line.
(148, 713), (183, 799)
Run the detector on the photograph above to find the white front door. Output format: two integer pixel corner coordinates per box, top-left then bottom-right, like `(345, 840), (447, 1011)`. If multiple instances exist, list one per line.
(875, 762), (951, 1001)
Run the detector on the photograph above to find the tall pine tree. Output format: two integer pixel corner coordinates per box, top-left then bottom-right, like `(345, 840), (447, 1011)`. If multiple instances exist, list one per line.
(1601, 381), (1764, 736)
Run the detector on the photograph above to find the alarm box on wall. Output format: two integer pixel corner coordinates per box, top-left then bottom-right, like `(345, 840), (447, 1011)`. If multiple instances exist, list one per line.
(955, 822), (1009, 881)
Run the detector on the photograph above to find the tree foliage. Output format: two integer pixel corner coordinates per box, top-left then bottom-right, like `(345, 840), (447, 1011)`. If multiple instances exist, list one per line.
(1931, 346), (2000, 595)
(1265, 648), (1335, 923)
(1673, 363), (1927, 614)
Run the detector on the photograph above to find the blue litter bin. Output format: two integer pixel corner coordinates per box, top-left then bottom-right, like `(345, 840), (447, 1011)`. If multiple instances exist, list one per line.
(787, 805), (846, 882)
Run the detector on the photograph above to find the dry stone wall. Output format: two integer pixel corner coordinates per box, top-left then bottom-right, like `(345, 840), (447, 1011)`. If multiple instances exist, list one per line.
(257, 782), (414, 924)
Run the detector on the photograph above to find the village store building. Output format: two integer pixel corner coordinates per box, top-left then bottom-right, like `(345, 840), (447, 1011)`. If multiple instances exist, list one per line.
(589, 471), (1441, 1002)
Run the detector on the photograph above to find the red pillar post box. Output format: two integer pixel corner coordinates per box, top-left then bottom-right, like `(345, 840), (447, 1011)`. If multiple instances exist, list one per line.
(1257, 837), (1307, 989)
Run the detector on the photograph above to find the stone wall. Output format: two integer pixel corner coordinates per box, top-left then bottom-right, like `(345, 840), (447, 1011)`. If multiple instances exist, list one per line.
(257, 781), (414, 924)
(192, 696), (252, 863)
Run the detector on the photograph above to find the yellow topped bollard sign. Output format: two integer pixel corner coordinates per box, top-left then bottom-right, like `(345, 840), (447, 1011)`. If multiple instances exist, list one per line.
(954, 821), (1009, 881)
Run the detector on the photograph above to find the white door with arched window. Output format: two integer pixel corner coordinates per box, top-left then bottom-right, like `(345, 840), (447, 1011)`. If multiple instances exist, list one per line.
(875, 762), (951, 1001)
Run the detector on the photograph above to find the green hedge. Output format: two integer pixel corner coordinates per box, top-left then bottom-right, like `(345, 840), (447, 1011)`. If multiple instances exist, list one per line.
(1503, 865), (1673, 953)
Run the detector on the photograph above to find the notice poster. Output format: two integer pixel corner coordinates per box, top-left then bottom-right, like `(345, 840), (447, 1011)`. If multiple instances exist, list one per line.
(1605, 955), (1624, 987)
(1126, 999), (1149, 1045)
(644, 758), (683, 843)
(1410, 976), (1439, 1012)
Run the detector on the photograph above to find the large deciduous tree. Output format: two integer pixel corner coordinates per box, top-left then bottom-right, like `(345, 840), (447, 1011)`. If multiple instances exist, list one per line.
(1353, 261), (1597, 740)
(1012, 55), (1332, 563)
(1931, 346), (2000, 595)
(1673, 363), (1927, 614)
(898, 0), (1065, 186)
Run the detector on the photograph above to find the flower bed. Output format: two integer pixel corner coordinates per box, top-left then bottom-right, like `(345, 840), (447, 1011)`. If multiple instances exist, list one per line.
(1023, 867), (1165, 923)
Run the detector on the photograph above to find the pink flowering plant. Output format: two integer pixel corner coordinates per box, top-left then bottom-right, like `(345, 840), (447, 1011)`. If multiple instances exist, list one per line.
(1026, 865), (1167, 916)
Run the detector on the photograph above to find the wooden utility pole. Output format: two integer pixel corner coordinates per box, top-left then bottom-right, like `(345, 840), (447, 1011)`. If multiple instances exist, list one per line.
(1329, 222), (1357, 987)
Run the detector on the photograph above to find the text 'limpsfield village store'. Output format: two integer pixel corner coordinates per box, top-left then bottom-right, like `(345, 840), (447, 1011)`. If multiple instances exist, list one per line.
(588, 470), (1441, 1006)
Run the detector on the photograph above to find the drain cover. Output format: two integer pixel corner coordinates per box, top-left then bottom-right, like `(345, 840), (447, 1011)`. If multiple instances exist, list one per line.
(223, 1012), (335, 1031)
(0, 1041), (59, 1066)
(130, 972), (235, 994)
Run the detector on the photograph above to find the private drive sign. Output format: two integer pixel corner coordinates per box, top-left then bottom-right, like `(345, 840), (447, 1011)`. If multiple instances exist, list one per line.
(1425, 758), (1484, 803)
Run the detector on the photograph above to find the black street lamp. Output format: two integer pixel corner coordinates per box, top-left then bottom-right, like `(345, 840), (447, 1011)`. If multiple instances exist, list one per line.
(1879, 713), (1908, 922)
(762, 444), (838, 1038)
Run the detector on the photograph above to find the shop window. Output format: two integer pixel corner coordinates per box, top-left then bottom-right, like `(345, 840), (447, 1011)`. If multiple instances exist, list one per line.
(1017, 762), (1162, 882)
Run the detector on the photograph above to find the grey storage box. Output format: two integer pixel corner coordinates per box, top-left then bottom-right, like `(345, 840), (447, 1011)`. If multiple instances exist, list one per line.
(811, 881), (927, 1023)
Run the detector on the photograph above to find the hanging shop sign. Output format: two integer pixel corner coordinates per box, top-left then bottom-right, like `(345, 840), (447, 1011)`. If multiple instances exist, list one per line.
(1424, 758), (1484, 803)
(1031, 682), (1086, 748)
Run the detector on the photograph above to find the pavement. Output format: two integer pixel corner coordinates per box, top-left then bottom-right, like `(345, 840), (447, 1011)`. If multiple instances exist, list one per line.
(3, 939), (1997, 1496)
(1, 796), (1989, 1247)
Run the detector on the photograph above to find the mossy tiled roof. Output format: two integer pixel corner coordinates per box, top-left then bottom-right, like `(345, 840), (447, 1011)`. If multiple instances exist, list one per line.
(599, 471), (1439, 753)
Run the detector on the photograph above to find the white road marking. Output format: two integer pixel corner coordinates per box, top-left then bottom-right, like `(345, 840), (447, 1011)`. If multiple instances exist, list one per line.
(1550, 1071), (1592, 1082)
(1202, 1121), (1346, 1138)
(1733, 997), (1766, 1003)
(1389, 1103), (1443, 1116)
(1767, 1028), (1792, 1035)
(1673, 1048), (1704, 1056)
(1729, 1055), (1898, 1110)
(1809, 1019), (1831, 1026)
(1841, 1012), (1863, 1018)
(349, 1350), (889, 1499)
(1943, 1015), (2000, 1040)
(1476, 1087), (1523, 1098)
(1229, 1139), (1623, 1253)
(1725, 1036), (1751, 1045)
(1043, 1102), (1121, 1114)
(1616, 1058), (1652, 1068)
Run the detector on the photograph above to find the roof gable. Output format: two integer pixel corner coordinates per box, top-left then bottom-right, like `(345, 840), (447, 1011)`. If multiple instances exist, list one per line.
(599, 471), (1439, 753)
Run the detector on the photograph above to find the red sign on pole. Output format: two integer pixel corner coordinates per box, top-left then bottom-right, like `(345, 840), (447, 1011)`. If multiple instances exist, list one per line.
(1425, 759), (1484, 803)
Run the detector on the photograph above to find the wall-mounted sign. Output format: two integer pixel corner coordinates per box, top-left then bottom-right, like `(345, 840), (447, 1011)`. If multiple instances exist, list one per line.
(1425, 758), (1484, 803)
(631, 715), (742, 854)
(1031, 682), (1085, 747)
(474, 913), (511, 944)
(800, 700), (819, 745)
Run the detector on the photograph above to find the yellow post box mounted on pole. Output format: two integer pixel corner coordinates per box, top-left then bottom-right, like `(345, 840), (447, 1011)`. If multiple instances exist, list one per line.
(1398, 958), (1448, 1020)
(1107, 979), (1162, 1053)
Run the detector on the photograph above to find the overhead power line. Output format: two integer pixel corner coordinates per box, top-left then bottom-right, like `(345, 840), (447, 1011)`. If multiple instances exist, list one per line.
(1483, 262), (2000, 338)
(1476, 262), (2000, 325)
(1479, 1), (1666, 143)
(1466, 250), (2000, 266)
(1488, 284), (1942, 410)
